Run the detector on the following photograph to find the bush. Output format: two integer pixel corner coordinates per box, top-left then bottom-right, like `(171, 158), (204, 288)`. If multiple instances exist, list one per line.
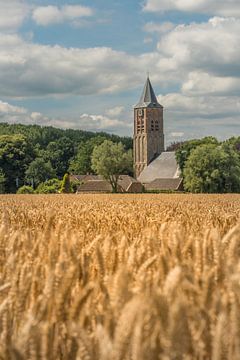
(35, 178), (61, 194)
(17, 185), (34, 194)
(60, 173), (72, 193)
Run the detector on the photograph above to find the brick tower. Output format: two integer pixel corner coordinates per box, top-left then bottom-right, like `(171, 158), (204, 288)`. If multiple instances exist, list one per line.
(133, 77), (164, 178)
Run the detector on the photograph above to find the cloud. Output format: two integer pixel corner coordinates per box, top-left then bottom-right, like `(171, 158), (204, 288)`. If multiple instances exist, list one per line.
(79, 113), (131, 132)
(0, 101), (27, 117)
(143, 0), (240, 17)
(0, 99), (131, 135)
(156, 17), (240, 81)
(158, 93), (240, 116)
(170, 132), (184, 137)
(32, 5), (94, 26)
(144, 21), (175, 34)
(0, 0), (29, 31)
(182, 71), (240, 96)
(105, 106), (125, 117)
(0, 33), (160, 98)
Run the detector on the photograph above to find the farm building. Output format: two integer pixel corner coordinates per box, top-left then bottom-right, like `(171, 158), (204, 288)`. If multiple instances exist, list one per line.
(76, 175), (143, 193)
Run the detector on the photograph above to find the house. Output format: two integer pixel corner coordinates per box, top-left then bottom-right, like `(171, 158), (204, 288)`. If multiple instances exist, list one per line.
(76, 175), (143, 193)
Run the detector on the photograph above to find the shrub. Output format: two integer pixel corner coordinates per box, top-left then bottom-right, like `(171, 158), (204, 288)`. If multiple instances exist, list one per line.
(35, 178), (61, 194)
(17, 185), (34, 194)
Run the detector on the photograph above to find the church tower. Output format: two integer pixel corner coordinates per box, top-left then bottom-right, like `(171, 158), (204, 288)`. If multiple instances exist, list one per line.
(134, 77), (164, 178)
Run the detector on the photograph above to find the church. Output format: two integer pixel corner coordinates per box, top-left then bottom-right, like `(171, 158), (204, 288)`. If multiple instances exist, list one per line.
(76, 77), (183, 193)
(133, 77), (183, 191)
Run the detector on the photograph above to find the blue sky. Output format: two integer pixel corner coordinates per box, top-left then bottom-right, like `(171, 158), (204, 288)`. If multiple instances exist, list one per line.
(0, 0), (239, 144)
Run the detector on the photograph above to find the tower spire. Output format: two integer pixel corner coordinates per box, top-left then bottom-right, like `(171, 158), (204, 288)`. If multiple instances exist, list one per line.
(135, 77), (162, 109)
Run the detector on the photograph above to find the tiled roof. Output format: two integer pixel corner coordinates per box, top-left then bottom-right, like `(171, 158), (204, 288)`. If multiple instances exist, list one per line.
(77, 175), (143, 193)
(118, 175), (140, 191)
(77, 180), (112, 192)
(144, 178), (183, 191)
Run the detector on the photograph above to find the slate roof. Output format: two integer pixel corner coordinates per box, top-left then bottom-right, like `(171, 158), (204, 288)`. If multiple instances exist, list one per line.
(144, 178), (183, 191)
(134, 77), (163, 109)
(138, 152), (181, 183)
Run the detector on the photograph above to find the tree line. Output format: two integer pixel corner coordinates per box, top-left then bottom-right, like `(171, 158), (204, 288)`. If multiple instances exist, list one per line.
(0, 123), (132, 193)
(0, 123), (239, 194)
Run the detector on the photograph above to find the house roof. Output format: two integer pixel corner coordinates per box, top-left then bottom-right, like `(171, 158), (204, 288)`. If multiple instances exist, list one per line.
(70, 174), (102, 182)
(78, 180), (112, 192)
(138, 152), (181, 183)
(134, 77), (163, 109)
(118, 175), (140, 191)
(145, 178), (183, 191)
(77, 175), (142, 193)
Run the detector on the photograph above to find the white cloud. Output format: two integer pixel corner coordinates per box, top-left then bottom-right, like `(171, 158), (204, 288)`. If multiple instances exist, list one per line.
(0, 1), (29, 31)
(106, 106), (125, 117)
(156, 17), (240, 82)
(170, 132), (184, 137)
(144, 21), (175, 34)
(182, 71), (240, 95)
(79, 113), (131, 132)
(32, 5), (94, 26)
(0, 33), (159, 98)
(158, 93), (240, 116)
(0, 99), (131, 134)
(144, 0), (240, 17)
(0, 101), (27, 116)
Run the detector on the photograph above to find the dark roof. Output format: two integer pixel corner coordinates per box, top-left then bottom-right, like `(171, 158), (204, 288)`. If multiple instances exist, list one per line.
(135, 77), (163, 109)
(144, 178), (183, 191)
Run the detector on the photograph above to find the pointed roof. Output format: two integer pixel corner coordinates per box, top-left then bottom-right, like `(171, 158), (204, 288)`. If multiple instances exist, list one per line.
(135, 77), (163, 109)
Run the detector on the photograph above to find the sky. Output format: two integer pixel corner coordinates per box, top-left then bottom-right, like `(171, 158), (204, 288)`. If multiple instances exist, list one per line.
(0, 0), (239, 144)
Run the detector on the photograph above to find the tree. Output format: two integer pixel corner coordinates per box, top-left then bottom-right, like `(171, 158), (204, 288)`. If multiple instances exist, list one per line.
(25, 158), (56, 187)
(91, 140), (133, 193)
(35, 178), (61, 194)
(68, 136), (108, 175)
(60, 173), (72, 193)
(176, 137), (218, 172)
(0, 169), (6, 194)
(0, 134), (34, 193)
(166, 141), (185, 152)
(43, 137), (75, 177)
(183, 144), (240, 193)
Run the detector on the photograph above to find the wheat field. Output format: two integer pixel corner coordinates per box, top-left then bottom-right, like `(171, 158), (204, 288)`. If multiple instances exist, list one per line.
(0, 194), (240, 360)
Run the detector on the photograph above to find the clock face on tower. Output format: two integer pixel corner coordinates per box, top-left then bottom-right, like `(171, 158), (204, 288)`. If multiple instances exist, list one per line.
(138, 109), (143, 117)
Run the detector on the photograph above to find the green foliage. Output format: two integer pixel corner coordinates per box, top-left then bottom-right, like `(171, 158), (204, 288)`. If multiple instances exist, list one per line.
(25, 158), (56, 187)
(0, 134), (34, 193)
(0, 169), (6, 194)
(35, 178), (62, 194)
(91, 140), (133, 193)
(0, 123), (132, 193)
(17, 185), (34, 194)
(183, 144), (240, 193)
(60, 173), (72, 193)
(176, 137), (218, 172)
(42, 137), (75, 177)
(69, 136), (111, 175)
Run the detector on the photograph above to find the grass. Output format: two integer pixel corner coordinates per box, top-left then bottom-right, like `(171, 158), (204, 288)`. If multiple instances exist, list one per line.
(0, 194), (240, 359)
